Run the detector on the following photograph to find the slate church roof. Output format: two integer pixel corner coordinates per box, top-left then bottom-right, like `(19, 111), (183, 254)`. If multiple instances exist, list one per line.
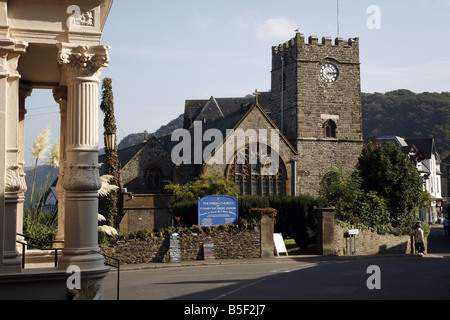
(183, 92), (271, 129)
(103, 91), (289, 170)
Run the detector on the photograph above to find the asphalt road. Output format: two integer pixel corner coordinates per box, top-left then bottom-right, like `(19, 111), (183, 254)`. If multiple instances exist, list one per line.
(104, 225), (450, 301)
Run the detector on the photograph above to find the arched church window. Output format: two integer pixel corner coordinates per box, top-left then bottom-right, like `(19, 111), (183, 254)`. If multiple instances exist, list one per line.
(145, 167), (163, 194)
(227, 145), (286, 196)
(324, 120), (337, 138)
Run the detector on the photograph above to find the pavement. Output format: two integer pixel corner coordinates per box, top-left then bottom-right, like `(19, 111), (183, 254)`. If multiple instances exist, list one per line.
(112, 223), (450, 273)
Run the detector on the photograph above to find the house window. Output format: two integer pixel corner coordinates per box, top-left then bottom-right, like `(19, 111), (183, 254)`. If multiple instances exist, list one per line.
(227, 146), (286, 196)
(324, 120), (337, 138)
(145, 167), (162, 194)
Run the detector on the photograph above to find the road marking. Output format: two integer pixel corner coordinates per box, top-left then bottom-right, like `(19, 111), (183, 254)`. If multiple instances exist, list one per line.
(212, 262), (320, 300)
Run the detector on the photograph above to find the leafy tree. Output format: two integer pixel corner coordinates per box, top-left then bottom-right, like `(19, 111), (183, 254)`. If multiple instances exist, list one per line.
(165, 173), (240, 202)
(356, 142), (423, 229)
(319, 164), (390, 231)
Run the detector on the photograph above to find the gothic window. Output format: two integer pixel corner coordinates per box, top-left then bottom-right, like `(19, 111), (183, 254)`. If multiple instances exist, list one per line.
(145, 167), (162, 194)
(324, 120), (337, 138)
(227, 146), (286, 196)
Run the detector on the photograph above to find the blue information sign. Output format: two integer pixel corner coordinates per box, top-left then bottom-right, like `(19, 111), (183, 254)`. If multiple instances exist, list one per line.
(198, 195), (238, 226)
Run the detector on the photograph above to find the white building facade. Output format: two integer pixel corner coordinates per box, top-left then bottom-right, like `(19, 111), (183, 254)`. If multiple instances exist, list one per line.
(0, 0), (113, 300)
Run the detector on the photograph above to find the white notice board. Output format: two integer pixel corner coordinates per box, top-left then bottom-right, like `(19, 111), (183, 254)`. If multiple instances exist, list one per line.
(273, 233), (288, 256)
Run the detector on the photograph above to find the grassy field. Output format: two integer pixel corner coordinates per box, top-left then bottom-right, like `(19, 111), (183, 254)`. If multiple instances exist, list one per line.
(284, 238), (300, 254)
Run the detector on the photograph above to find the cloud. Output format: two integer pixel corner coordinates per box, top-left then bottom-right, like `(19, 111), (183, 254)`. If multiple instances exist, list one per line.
(255, 18), (298, 42)
(233, 15), (298, 43)
(194, 13), (213, 28)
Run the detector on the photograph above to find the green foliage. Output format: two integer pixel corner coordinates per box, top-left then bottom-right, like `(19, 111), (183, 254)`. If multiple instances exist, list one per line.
(172, 200), (198, 226)
(23, 125), (59, 247)
(100, 78), (119, 226)
(319, 165), (390, 231)
(267, 195), (327, 248)
(165, 173), (240, 202)
(357, 142), (423, 229)
(362, 90), (450, 159)
(320, 142), (424, 235)
(23, 211), (56, 248)
(238, 195), (270, 219)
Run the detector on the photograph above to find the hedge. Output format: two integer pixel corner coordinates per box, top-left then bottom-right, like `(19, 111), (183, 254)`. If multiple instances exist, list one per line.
(172, 194), (327, 248)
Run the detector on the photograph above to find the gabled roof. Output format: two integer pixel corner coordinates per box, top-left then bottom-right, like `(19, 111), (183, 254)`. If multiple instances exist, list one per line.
(405, 138), (438, 160)
(158, 97), (297, 165)
(183, 92), (271, 129)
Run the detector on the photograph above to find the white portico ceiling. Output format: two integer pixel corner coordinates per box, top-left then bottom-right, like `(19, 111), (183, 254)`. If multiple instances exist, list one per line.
(3, 0), (113, 86)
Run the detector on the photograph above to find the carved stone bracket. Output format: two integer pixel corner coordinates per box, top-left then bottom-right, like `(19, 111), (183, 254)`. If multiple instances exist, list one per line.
(0, 40), (28, 80)
(5, 162), (27, 193)
(53, 86), (68, 106)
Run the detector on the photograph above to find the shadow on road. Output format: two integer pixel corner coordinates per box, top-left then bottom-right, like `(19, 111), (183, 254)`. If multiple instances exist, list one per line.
(427, 224), (450, 255)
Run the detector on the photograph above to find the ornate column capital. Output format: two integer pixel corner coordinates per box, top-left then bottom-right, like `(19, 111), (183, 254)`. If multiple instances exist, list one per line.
(57, 44), (110, 81)
(0, 40), (28, 80)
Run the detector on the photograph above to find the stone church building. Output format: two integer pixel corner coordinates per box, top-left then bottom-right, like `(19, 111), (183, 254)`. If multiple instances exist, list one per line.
(108, 32), (364, 232)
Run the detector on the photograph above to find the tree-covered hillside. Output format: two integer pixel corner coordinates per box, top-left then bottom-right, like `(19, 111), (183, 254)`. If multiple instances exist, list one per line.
(362, 90), (450, 158)
(118, 114), (184, 149)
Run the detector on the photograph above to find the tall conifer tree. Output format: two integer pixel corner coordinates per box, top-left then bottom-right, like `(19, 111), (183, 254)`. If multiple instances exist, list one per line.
(100, 78), (119, 226)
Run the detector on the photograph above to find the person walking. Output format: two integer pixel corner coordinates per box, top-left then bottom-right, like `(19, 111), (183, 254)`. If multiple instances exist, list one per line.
(444, 217), (449, 237)
(414, 222), (425, 255)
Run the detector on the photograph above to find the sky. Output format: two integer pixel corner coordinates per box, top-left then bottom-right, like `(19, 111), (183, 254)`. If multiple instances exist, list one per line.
(23, 0), (450, 166)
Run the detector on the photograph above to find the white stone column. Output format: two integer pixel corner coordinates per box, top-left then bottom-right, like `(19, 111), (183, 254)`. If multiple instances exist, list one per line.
(57, 44), (110, 271)
(0, 39), (28, 274)
(52, 86), (67, 246)
(16, 83), (32, 246)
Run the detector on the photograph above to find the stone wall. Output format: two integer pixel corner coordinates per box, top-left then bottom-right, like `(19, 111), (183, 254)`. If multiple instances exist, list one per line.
(100, 225), (267, 264)
(332, 224), (415, 256)
(316, 209), (420, 256)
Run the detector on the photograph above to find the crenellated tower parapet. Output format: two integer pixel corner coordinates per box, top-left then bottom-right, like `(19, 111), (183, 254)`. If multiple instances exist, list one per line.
(272, 32), (359, 70)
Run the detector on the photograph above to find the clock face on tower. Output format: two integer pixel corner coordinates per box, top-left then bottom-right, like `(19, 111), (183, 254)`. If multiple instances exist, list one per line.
(320, 63), (339, 83)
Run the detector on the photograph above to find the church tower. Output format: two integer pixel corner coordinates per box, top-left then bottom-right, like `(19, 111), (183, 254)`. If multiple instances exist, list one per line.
(271, 32), (363, 196)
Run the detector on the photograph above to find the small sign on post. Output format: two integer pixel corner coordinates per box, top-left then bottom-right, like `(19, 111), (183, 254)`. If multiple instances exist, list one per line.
(348, 229), (359, 255)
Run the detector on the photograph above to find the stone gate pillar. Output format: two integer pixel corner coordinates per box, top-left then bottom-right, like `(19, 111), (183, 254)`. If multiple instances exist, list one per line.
(56, 44), (110, 271)
(315, 208), (336, 256)
(0, 39), (28, 274)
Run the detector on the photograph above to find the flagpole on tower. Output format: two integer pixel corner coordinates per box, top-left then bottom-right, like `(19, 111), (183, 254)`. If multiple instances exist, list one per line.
(337, 0), (340, 38)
